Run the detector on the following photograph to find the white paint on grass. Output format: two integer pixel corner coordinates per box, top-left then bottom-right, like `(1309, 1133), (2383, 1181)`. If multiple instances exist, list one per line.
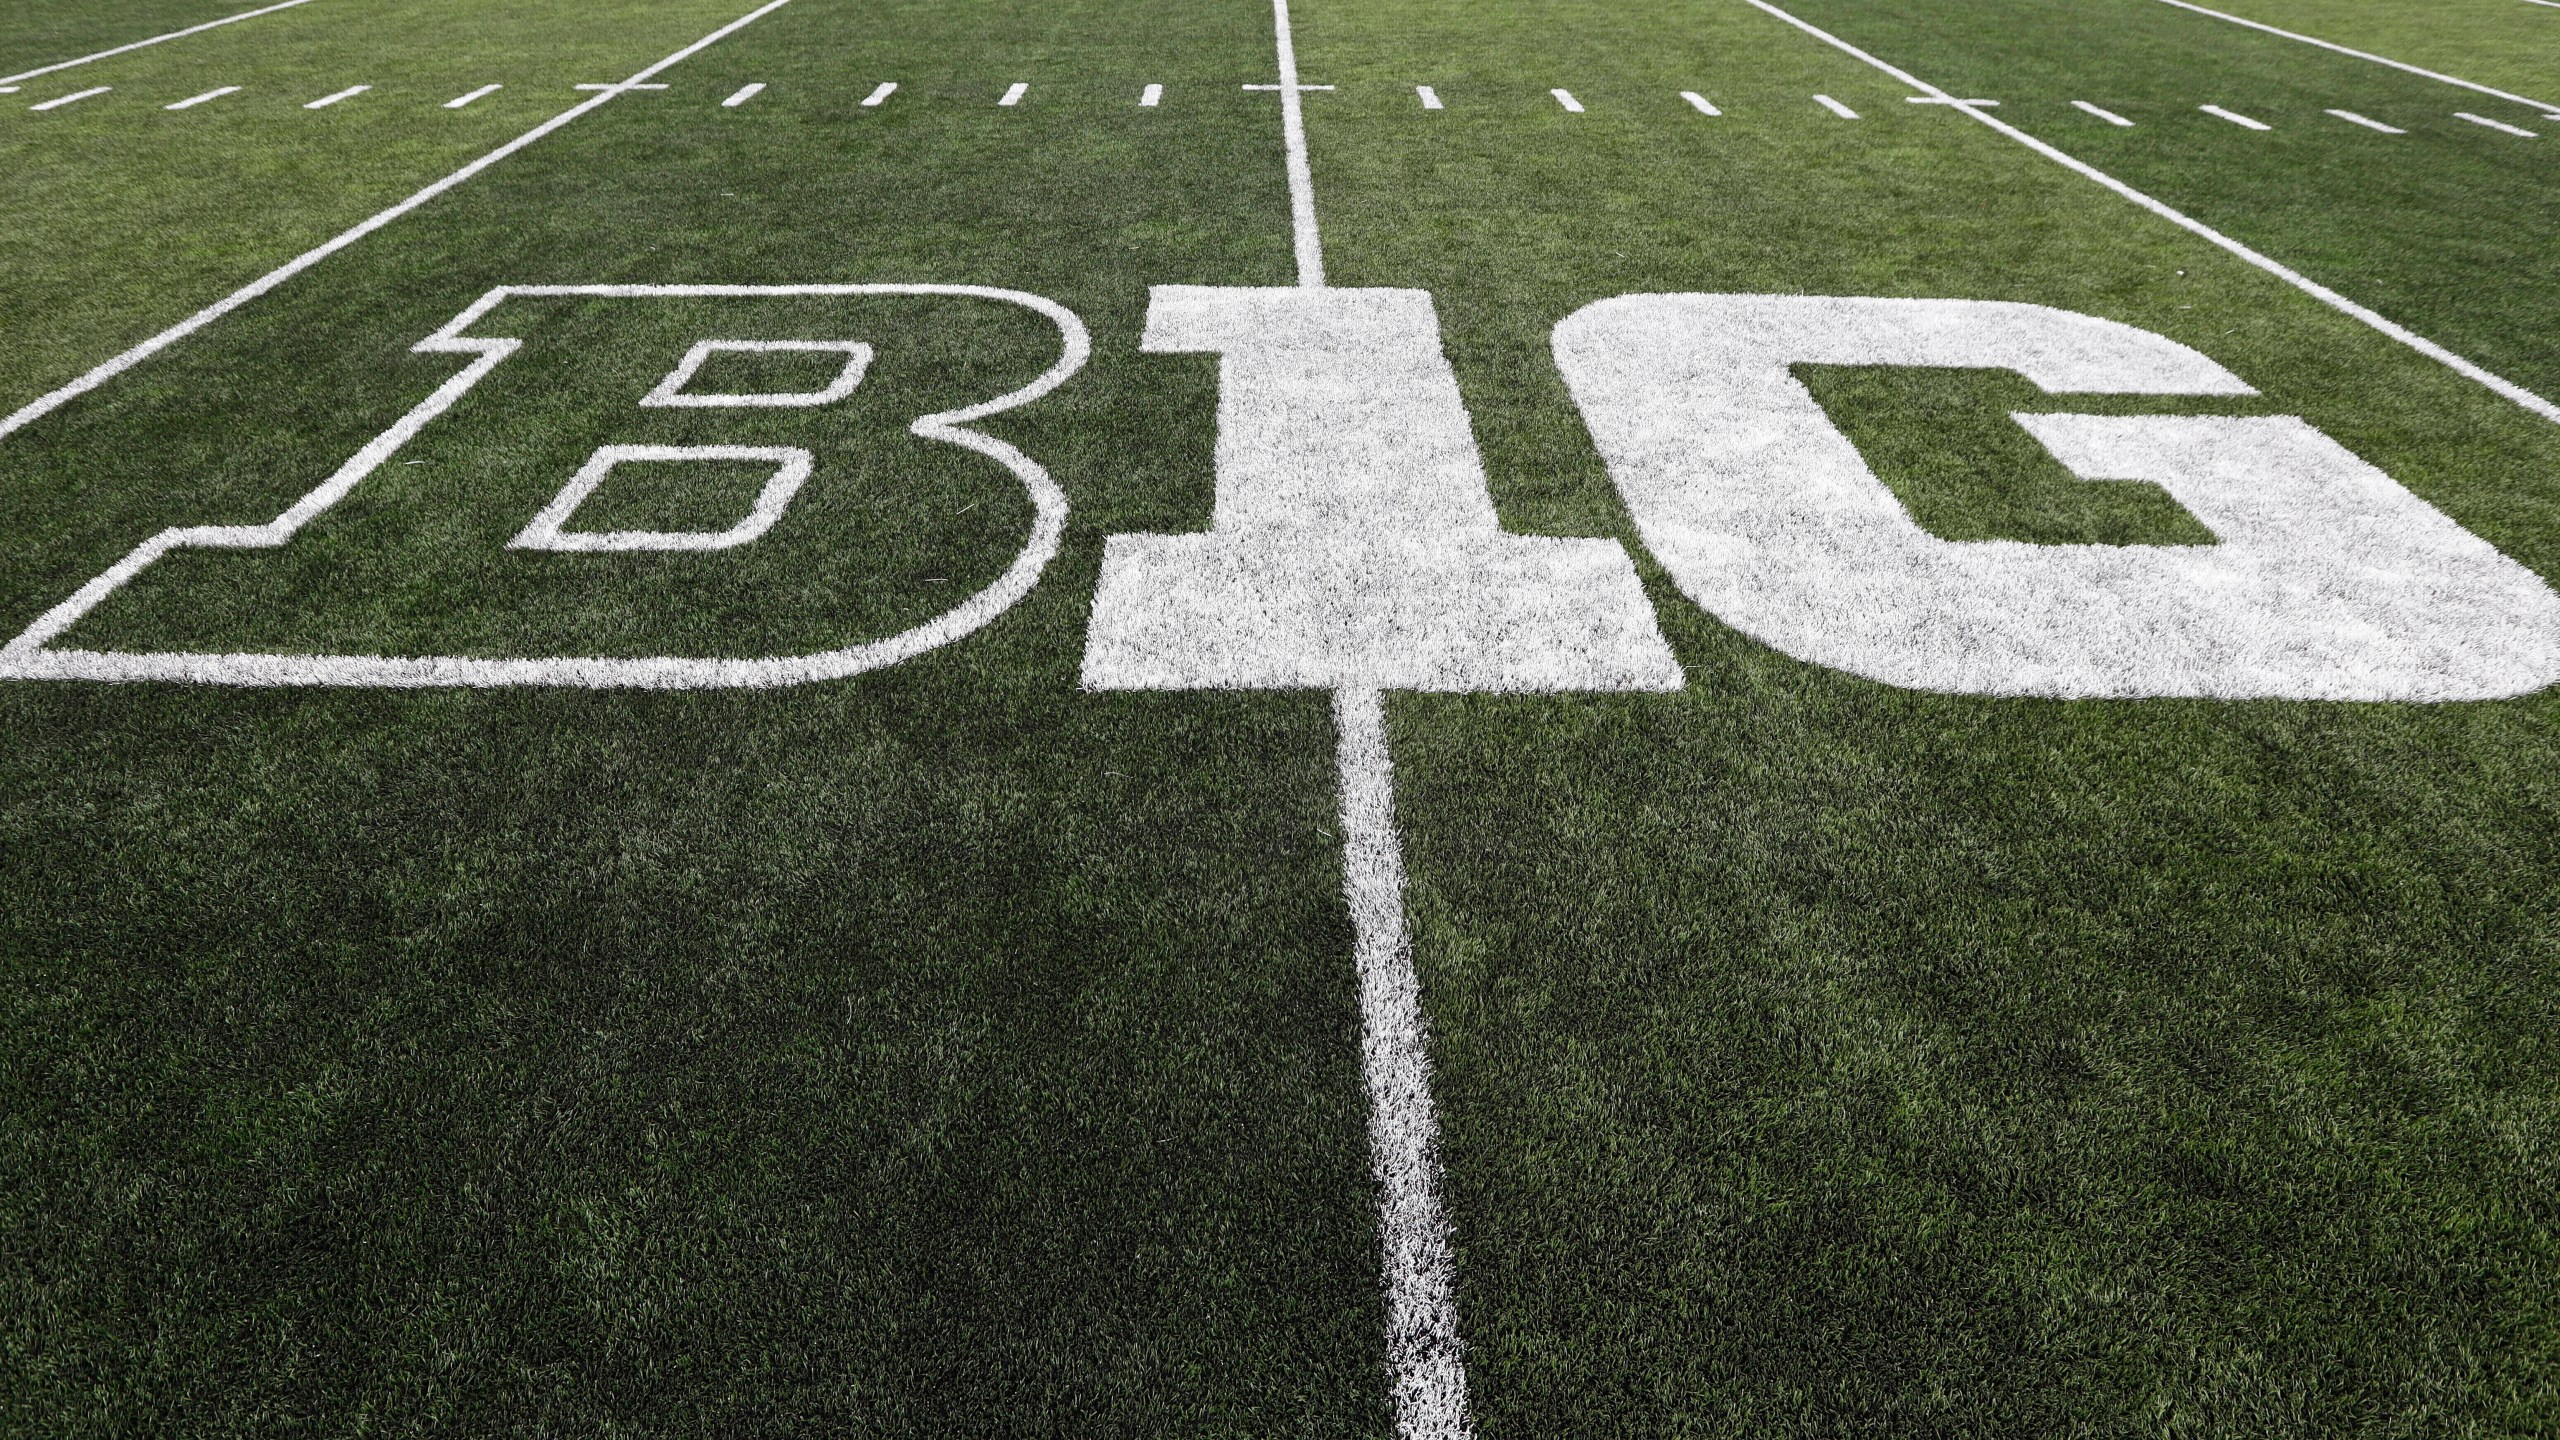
(445, 84), (502, 109)
(1416, 84), (1443, 109)
(1742, 0), (2560, 425)
(1554, 293), (2560, 700)
(165, 86), (241, 110)
(304, 84), (368, 109)
(2151, 0), (2560, 116)
(1681, 89), (1720, 115)
(1814, 92), (1859, 117)
(0, 283), (1086, 688)
(640, 338), (872, 407)
(1268, 0), (1325, 287)
(2073, 99), (2134, 125)
(30, 86), (110, 110)
(861, 80), (896, 105)
(1082, 287), (1679, 694)
(1551, 87), (1584, 112)
(722, 82), (765, 107)
(575, 81), (666, 91)
(1141, 82), (1162, 106)
(999, 81), (1028, 106)
(510, 444), (815, 552)
(2456, 110), (2538, 135)
(1908, 94), (1998, 106)
(2326, 108), (2404, 133)
(2199, 103), (2270, 129)
(0, 0), (805, 448)
(0, 0), (322, 88)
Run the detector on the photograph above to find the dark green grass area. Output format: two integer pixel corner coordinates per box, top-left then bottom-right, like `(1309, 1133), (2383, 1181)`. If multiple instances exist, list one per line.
(1306, 0), (2560, 1431)
(0, 0), (1396, 1434)
(0, 0), (254, 77)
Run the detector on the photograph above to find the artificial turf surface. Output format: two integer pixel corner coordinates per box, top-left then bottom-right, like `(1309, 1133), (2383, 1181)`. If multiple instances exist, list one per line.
(4, 0), (2558, 1433)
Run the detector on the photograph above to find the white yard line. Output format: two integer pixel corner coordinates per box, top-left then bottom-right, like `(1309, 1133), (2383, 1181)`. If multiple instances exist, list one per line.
(1416, 84), (1443, 109)
(722, 81), (764, 106)
(2456, 110), (2538, 135)
(1682, 89), (1721, 114)
(304, 83), (368, 108)
(2073, 99), (2135, 125)
(1269, 0), (1326, 287)
(30, 85), (111, 110)
(1743, 0), (2560, 426)
(0, 0), (322, 88)
(998, 81), (1028, 106)
(165, 85), (241, 110)
(444, 83), (502, 109)
(1140, 82), (1162, 106)
(2199, 102), (2270, 128)
(860, 80), (896, 105)
(1814, 92), (1859, 117)
(0, 0), (804, 446)
(2326, 107), (2404, 132)
(1551, 87), (1584, 111)
(2151, 0), (2560, 116)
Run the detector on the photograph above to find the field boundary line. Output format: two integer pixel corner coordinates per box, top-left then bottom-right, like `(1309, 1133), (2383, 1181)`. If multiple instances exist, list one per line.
(2150, 0), (2560, 115)
(1742, 0), (2560, 427)
(0, 0), (323, 87)
(0, 0), (802, 446)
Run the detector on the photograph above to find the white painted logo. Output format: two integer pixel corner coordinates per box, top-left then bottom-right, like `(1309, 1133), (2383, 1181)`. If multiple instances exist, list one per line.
(0, 284), (1088, 689)
(1081, 285), (1682, 693)
(1554, 293), (2560, 700)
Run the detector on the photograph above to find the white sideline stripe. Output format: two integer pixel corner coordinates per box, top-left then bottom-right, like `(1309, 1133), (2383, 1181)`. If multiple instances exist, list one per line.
(2199, 103), (2269, 129)
(0, 0), (321, 87)
(999, 81), (1028, 106)
(2456, 110), (2538, 136)
(2152, 0), (2560, 116)
(304, 84), (368, 108)
(1551, 87), (1584, 111)
(0, 0), (804, 446)
(1682, 89), (1720, 114)
(2073, 99), (2135, 125)
(30, 86), (110, 110)
(166, 85), (241, 110)
(1335, 687), (1471, 1440)
(861, 81), (896, 105)
(1814, 92), (1859, 117)
(1416, 84), (1443, 109)
(444, 83), (502, 109)
(1742, 0), (2560, 426)
(1140, 82), (1162, 106)
(722, 81), (764, 106)
(1271, 0), (1324, 287)
(2326, 107), (2403, 133)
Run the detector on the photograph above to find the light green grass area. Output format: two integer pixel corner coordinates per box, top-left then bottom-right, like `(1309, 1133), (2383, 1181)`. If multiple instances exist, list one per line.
(2175, 0), (2560, 102)
(5, 0), (2559, 1433)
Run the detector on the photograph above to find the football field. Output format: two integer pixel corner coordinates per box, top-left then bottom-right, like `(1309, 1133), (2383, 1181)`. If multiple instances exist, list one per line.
(5, 0), (2559, 1432)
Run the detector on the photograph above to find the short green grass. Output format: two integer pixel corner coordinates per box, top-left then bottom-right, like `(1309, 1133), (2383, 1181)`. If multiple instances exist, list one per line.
(5, 0), (2558, 1433)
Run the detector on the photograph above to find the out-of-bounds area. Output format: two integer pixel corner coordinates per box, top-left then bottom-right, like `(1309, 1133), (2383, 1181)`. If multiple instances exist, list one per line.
(2, 0), (2556, 1433)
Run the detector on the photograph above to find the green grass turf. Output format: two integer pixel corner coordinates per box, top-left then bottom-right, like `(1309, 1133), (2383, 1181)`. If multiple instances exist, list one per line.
(6, 0), (2560, 1432)
(0, 0), (262, 78)
(2168, 0), (2560, 102)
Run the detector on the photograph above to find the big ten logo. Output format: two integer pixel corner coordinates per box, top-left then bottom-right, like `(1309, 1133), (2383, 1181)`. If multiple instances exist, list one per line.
(1, 285), (1087, 687)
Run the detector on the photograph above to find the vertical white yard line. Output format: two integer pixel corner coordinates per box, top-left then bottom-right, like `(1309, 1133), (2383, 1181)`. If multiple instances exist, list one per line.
(1269, 0), (1325, 286)
(2150, 0), (2560, 116)
(0, 0), (323, 87)
(0, 0), (803, 446)
(1334, 688), (1472, 1440)
(30, 85), (111, 110)
(1742, 0), (2560, 426)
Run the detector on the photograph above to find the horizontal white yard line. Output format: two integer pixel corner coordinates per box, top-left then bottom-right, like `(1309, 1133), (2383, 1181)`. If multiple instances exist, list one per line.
(1814, 92), (1859, 117)
(444, 83), (501, 109)
(2456, 110), (2538, 135)
(861, 80), (896, 105)
(304, 84), (367, 108)
(1140, 82), (1162, 106)
(721, 81), (763, 106)
(30, 86), (110, 110)
(999, 81), (1028, 105)
(1416, 84), (1442, 108)
(1551, 87), (1583, 111)
(2073, 99), (2134, 125)
(1744, 0), (2560, 428)
(0, 0), (322, 87)
(2325, 107), (2403, 132)
(1682, 89), (1720, 115)
(0, 0), (803, 446)
(166, 85), (241, 110)
(2152, 0), (2560, 115)
(2200, 102), (2270, 129)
